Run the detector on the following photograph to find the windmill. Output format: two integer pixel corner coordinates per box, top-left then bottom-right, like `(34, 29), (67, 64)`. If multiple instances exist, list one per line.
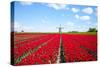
(56, 24), (66, 63)
(57, 24), (64, 34)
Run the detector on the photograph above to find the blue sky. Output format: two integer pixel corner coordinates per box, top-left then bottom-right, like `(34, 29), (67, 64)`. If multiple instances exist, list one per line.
(12, 1), (97, 32)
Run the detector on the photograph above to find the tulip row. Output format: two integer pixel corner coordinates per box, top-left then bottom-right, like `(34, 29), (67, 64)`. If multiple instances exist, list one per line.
(14, 34), (47, 44)
(62, 34), (97, 62)
(14, 34), (56, 59)
(16, 34), (60, 65)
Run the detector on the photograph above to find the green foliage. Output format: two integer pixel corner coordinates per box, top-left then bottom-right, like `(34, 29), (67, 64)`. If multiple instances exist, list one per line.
(68, 31), (79, 33)
(88, 28), (97, 32)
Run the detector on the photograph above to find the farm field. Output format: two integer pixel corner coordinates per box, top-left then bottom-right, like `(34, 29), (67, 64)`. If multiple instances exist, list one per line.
(11, 2), (97, 66)
(11, 32), (97, 65)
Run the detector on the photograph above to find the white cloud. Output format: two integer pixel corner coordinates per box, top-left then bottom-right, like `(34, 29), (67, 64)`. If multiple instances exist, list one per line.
(95, 8), (97, 13)
(89, 22), (97, 29)
(47, 3), (67, 10)
(14, 21), (34, 32)
(95, 8), (97, 16)
(63, 21), (93, 32)
(75, 14), (90, 21)
(66, 21), (74, 27)
(86, 21), (92, 25)
(82, 7), (93, 14)
(72, 8), (79, 13)
(63, 22), (81, 32)
(95, 23), (97, 29)
(75, 14), (80, 19)
(80, 15), (90, 20)
(22, 26), (33, 32)
(20, 1), (33, 6)
(41, 16), (48, 23)
(14, 22), (21, 31)
(66, 7), (69, 10)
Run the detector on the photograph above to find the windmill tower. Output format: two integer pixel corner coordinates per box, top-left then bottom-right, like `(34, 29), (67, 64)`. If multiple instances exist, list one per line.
(57, 24), (64, 34)
(56, 25), (66, 63)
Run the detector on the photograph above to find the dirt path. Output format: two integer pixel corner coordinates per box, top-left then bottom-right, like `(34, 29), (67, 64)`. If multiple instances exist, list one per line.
(56, 35), (66, 63)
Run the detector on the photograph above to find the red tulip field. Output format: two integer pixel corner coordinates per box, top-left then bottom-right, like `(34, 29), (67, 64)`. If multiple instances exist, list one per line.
(11, 33), (97, 65)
